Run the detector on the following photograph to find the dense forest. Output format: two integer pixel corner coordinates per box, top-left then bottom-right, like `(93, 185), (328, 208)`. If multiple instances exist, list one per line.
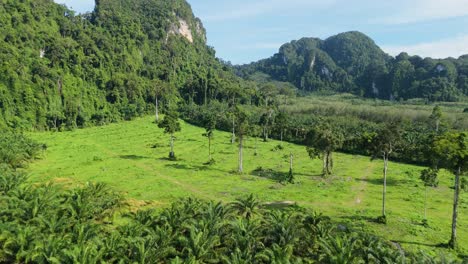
(1, 0), (467, 133)
(236, 32), (468, 102)
(0, 0), (243, 130)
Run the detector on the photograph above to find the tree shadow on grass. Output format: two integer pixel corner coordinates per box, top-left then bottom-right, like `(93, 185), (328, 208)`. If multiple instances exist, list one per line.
(355, 177), (412, 186)
(251, 167), (287, 182)
(295, 172), (324, 178)
(164, 163), (228, 174)
(119, 155), (149, 160)
(391, 240), (442, 248)
(339, 215), (379, 223)
(165, 163), (206, 171)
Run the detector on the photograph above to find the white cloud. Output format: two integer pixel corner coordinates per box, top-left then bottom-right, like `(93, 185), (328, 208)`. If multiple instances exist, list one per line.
(203, 0), (336, 22)
(380, 0), (468, 24)
(382, 35), (468, 58)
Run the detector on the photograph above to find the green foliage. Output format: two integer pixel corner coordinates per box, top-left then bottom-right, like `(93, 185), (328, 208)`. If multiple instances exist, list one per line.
(238, 32), (468, 102)
(158, 110), (181, 159)
(26, 116), (468, 256)
(306, 123), (344, 176)
(370, 122), (403, 158)
(433, 132), (468, 173)
(420, 168), (439, 187)
(0, 132), (44, 169)
(0, 168), (453, 263)
(158, 110), (181, 135)
(0, 0), (240, 130)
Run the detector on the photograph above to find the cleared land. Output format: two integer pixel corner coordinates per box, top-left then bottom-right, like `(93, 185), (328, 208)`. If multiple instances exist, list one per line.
(28, 115), (467, 254)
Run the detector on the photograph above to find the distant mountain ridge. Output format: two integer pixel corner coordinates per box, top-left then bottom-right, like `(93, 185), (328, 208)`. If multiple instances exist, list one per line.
(236, 31), (468, 101)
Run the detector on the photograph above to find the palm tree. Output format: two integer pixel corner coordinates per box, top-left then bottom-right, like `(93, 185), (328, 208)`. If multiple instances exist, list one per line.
(230, 194), (260, 220)
(319, 235), (358, 264)
(258, 244), (296, 264)
(178, 226), (220, 263)
(263, 211), (299, 247)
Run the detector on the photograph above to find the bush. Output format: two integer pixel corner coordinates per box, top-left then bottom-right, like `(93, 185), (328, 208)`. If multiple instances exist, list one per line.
(0, 132), (44, 169)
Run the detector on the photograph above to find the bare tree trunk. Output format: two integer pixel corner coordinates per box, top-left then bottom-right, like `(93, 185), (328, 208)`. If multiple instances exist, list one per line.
(290, 153), (293, 171)
(449, 166), (461, 249)
(382, 154), (388, 217)
(280, 130), (283, 145)
(231, 116), (235, 144)
(204, 78), (208, 106)
(169, 134), (175, 159)
(155, 96), (159, 122)
(424, 186), (427, 220)
(327, 151), (333, 175)
(322, 154), (327, 176)
(208, 136), (212, 160)
(288, 153), (294, 183)
(254, 137), (258, 156)
(238, 135), (243, 173)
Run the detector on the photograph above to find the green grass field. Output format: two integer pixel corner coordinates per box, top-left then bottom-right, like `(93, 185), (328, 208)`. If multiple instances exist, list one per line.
(28, 116), (467, 255)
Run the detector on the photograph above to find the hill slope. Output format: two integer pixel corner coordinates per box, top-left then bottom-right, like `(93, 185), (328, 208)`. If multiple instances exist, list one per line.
(237, 31), (468, 102)
(0, 0), (237, 130)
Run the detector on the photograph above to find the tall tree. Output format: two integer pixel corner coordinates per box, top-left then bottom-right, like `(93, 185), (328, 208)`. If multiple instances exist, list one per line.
(275, 110), (289, 145)
(429, 105), (443, 133)
(259, 109), (275, 142)
(158, 109), (181, 159)
(370, 122), (402, 223)
(306, 124), (344, 177)
(419, 168), (439, 223)
(235, 107), (250, 173)
(201, 105), (218, 162)
(153, 79), (167, 123)
(432, 132), (467, 249)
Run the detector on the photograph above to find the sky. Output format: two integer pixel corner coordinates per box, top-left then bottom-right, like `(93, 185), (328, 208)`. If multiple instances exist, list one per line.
(55, 0), (468, 64)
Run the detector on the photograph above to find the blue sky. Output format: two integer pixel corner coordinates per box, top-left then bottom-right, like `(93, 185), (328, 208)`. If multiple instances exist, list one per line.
(55, 0), (468, 64)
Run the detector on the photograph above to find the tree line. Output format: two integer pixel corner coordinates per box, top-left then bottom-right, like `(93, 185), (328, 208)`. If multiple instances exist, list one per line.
(162, 102), (467, 250)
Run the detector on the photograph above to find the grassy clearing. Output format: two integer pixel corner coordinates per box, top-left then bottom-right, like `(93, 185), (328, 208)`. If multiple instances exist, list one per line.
(28, 115), (467, 254)
(287, 93), (468, 129)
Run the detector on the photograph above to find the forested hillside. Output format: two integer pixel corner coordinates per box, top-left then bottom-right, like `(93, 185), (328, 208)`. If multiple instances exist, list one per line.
(237, 31), (468, 102)
(0, 0), (241, 130)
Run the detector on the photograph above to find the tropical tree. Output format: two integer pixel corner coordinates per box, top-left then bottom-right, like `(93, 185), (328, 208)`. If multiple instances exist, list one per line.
(319, 235), (358, 264)
(370, 122), (402, 223)
(259, 108), (275, 142)
(250, 124), (262, 156)
(306, 124), (344, 176)
(419, 168), (439, 223)
(230, 194), (260, 220)
(158, 109), (181, 159)
(275, 109), (289, 145)
(153, 79), (168, 123)
(429, 105), (443, 133)
(201, 106), (218, 162)
(234, 107), (250, 173)
(432, 132), (467, 249)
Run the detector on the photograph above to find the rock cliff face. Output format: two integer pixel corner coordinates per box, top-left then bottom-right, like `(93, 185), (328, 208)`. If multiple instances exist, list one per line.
(169, 18), (193, 43)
